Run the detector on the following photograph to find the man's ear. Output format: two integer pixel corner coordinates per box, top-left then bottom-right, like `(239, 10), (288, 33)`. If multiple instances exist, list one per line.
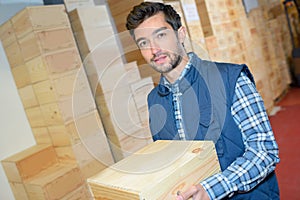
(177, 26), (186, 44)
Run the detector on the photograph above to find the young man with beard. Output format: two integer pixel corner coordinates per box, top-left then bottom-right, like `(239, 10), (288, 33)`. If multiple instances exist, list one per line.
(126, 2), (280, 200)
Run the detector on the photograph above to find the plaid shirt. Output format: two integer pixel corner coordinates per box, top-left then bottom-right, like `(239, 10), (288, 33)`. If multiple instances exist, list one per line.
(163, 61), (279, 199)
(162, 54), (193, 140)
(201, 72), (279, 199)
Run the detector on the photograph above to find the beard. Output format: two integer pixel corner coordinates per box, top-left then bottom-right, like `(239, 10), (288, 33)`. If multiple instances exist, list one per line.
(150, 51), (183, 74)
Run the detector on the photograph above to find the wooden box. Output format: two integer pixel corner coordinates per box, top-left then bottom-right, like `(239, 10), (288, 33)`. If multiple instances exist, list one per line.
(18, 85), (39, 109)
(25, 56), (49, 84)
(31, 127), (53, 145)
(11, 64), (31, 89)
(64, 0), (95, 12)
(24, 163), (84, 200)
(60, 184), (92, 200)
(68, 5), (111, 32)
(9, 182), (29, 200)
(11, 5), (70, 39)
(5, 40), (24, 68)
(18, 29), (76, 61)
(25, 106), (47, 128)
(1, 144), (58, 182)
(0, 20), (17, 47)
(88, 140), (221, 200)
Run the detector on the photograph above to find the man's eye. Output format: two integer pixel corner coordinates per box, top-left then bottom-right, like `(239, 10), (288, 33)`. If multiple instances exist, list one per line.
(138, 41), (148, 48)
(157, 32), (166, 39)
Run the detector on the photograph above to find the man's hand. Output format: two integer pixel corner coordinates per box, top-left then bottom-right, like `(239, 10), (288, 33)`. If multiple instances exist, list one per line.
(176, 184), (210, 200)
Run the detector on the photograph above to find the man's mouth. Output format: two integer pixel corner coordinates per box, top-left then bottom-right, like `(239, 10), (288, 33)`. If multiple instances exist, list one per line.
(153, 54), (167, 64)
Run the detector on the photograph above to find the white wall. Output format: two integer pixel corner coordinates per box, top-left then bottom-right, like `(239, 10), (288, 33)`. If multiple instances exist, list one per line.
(0, 1), (43, 25)
(0, 39), (36, 200)
(243, 0), (259, 13)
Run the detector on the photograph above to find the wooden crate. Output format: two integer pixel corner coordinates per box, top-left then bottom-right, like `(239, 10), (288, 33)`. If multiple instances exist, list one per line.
(11, 64), (31, 88)
(124, 61), (142, 84)
(11, 5), (70, 39)
(60, 184), (92, 200)
(1, 144), (58, 182)
(72, 140), (114, 179)
(68, 5), (112, 32)
(18, 29), (76, 62)
(31, 127), (53, 145)
(180, 0), (208, 55)
(88, 140), (221, 200)
(25, 56), (49, 84)
(9, 182), (29, 200)
(0, 20), (17, 47)
(64, 0), (95, 12)
(130, 77), (154, 126)
(18, 85), (39, 109)
(5, 40), (24, 68)
(48, 125), (72, 147)
(25, 106), (47, 128)
(24, 163), (84, 200)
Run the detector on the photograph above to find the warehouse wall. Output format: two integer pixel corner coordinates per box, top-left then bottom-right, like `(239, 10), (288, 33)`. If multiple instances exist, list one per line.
(0, 42), (36, 200)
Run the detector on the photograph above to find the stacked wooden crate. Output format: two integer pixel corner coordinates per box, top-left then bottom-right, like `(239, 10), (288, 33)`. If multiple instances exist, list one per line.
(1, 145), (88, 200)
(199, 0), (248, 64)
(239, 10), (275, 111)
(0, 5), (115, 199)
(248, 3), (291, 100)
(68, 5), (154, 162)
(64, 0), (95, 12)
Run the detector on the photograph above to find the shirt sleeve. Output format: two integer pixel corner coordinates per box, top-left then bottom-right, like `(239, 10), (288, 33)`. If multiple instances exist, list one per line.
(200, 72), (280, 200)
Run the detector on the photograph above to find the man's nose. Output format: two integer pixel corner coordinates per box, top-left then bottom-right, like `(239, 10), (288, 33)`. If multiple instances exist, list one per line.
(149, 40), (161, 55)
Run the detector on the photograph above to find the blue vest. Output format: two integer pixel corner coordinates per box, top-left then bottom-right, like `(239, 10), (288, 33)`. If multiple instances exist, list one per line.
(147, 53), (279, 199)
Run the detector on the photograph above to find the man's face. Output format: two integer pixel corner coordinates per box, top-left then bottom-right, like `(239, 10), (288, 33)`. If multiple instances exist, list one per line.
(133, 12), (185, 74)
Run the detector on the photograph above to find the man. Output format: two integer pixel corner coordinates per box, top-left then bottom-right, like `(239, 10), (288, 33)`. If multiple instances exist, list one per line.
(126, 2), (280, 200)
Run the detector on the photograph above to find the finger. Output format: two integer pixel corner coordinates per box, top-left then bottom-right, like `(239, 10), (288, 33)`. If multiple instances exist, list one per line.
(176, 194), (184, 200)
(192, 191), (202, 200)
(178, 186), (199, 199)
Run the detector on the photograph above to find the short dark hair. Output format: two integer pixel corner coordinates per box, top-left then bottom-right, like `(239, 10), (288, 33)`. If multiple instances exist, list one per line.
(126, 2), (182, 37)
